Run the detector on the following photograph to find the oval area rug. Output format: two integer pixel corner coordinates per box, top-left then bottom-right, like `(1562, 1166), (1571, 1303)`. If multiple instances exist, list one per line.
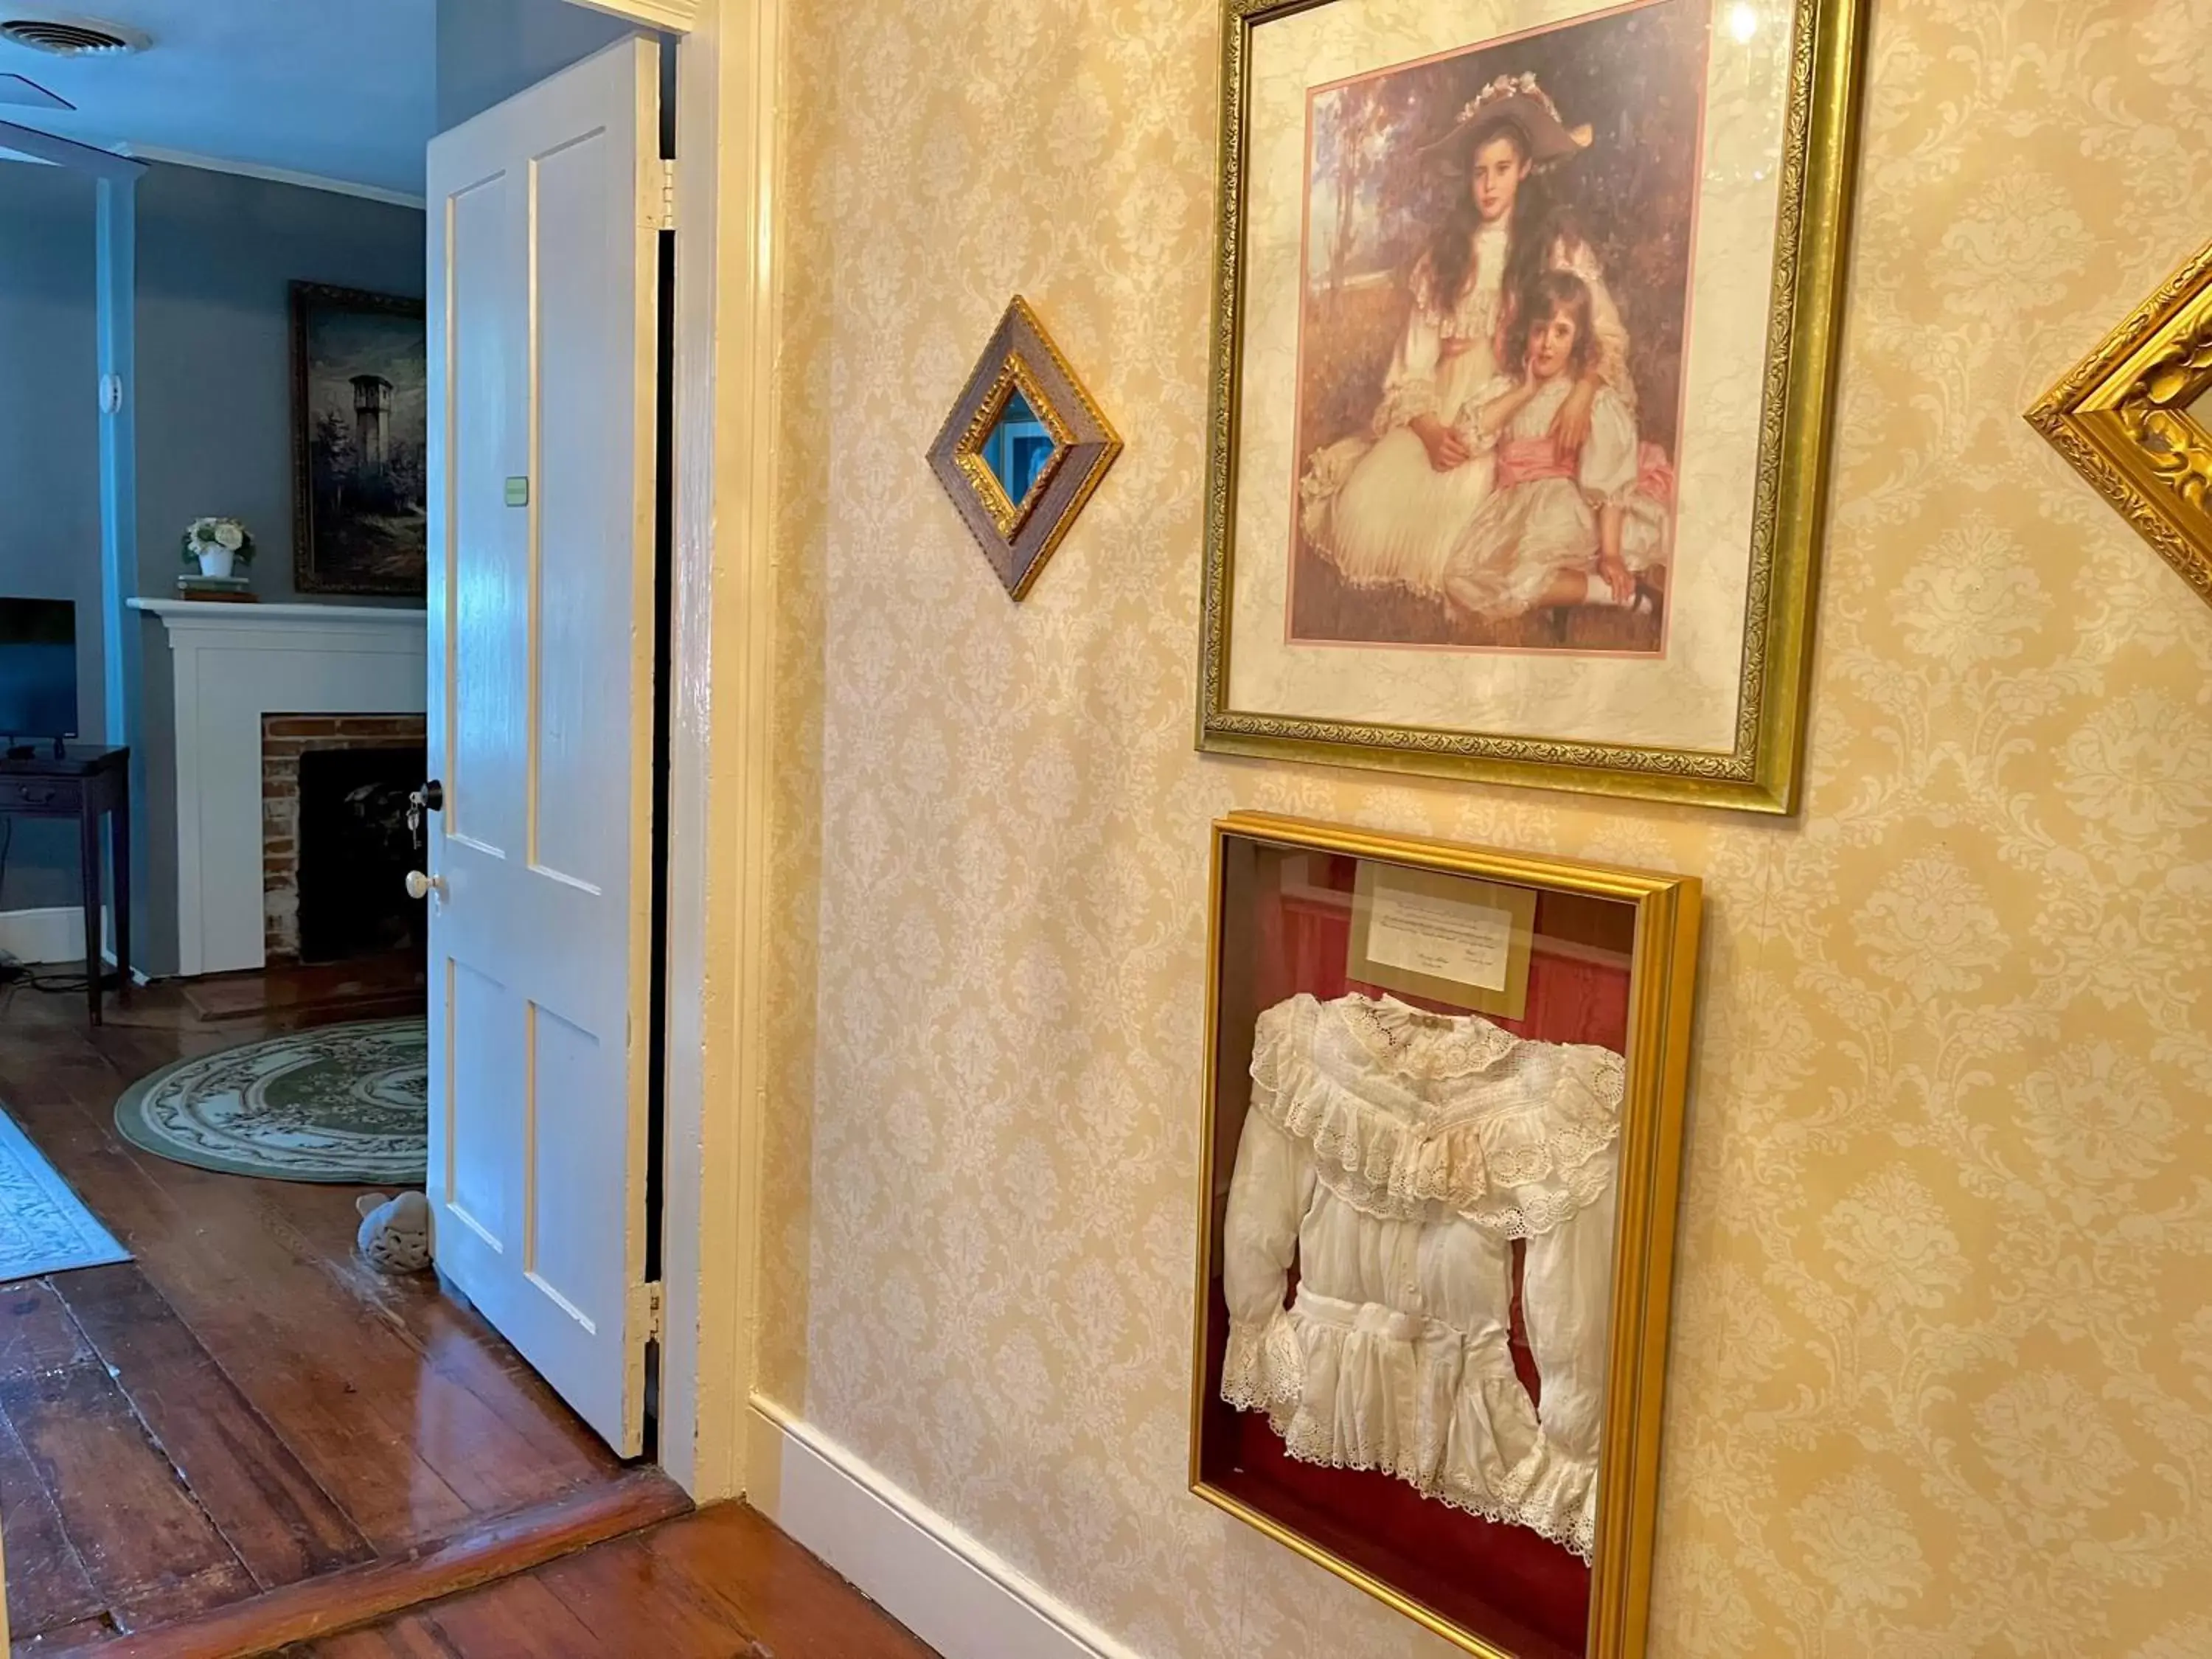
(115, 1018), (428, 1184)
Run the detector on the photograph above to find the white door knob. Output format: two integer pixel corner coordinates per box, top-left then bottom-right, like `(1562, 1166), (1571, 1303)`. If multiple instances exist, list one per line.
(405, 869), (443, 900)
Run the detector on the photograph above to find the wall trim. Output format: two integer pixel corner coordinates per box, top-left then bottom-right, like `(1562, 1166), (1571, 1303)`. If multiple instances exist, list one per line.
(644, 0), (753, 1501)
(0, 907), (88, 966)
(116, 145), (425, 209)
(0, 906), (137, 978)
(746, 1397), (1140, 1659)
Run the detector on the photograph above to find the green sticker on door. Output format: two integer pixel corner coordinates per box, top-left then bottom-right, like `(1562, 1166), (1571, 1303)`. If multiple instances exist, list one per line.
(504, 476), (529, 507)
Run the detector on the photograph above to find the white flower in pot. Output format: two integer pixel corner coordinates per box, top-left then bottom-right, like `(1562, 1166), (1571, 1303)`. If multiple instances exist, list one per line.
(182, 516), (255, 581)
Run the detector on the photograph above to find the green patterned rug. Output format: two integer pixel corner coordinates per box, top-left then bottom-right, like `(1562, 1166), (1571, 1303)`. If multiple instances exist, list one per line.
(114, 1018), (428, 1184)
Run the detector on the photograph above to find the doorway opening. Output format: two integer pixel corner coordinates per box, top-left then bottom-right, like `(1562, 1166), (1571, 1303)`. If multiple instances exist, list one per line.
(0, 4), (691, 1649)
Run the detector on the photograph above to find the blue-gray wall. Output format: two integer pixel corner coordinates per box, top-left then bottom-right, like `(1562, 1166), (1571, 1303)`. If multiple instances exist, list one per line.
(133, 164), (425, 608)
(0, 161), (102, 911)
(435, 0), (638, 131)
(133, 162), (426, 975)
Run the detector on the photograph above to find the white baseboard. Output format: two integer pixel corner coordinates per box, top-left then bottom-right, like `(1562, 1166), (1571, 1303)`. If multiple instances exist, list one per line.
(745, 1397), (1141, 1659)
(0, 906), (92, 966)
(0, 906), (143, 981)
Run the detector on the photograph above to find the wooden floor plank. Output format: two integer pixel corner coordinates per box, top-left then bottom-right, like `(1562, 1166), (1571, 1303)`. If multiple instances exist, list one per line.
(0, 1084), (479, 1553)
(241, 1181), (621, 1488)
(415, 1576), (610, 1659)
(285, 1618), (454, 1659)
(55, 1263), (376, 1591)
(0, 974), (647, 1649)
(535, 1537), (771, 1657)
(87, 1469), (689, 1659)
(0, 1281), (258, 1632)
(0, 1384), (103, 1641)
(10, 1610), (121, 1652)
(0, 1005), (606, 1547)
(281, 1505), (931, 1659)
(632, 1505), (933, 1659)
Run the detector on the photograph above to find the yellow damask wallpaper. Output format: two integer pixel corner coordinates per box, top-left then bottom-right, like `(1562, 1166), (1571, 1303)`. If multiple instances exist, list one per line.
(757, 1), (2212, 1653)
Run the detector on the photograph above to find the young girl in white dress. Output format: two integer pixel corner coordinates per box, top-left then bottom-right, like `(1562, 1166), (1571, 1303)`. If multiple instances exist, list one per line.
(1300, 76), (1633, 603)
(1441, 269), (1671, 625)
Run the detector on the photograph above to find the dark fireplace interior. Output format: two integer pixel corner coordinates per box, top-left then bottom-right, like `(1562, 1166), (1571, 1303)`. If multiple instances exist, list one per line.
(298, 746), (425, 964)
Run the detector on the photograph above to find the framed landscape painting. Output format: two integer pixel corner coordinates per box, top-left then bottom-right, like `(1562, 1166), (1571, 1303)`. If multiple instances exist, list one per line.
(1196, 0), (1869, 813)
(291, 282), (429, 597)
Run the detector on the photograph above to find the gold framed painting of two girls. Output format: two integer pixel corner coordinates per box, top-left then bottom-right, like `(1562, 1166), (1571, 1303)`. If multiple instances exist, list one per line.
(1197, 0), (1868, 813)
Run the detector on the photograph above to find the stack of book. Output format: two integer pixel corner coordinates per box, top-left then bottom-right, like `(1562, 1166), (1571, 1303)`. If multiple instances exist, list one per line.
(176, 575), (256, 602)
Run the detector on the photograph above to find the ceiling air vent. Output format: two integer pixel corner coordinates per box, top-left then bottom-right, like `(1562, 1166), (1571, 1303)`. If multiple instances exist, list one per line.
(0, 13), (148, 56)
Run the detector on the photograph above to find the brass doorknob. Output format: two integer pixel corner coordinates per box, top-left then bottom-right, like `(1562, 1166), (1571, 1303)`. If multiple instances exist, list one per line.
(405, 870), (443, 900)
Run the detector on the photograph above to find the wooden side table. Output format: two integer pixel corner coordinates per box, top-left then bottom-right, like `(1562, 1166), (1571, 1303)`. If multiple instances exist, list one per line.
(0, 745), (130, 1023)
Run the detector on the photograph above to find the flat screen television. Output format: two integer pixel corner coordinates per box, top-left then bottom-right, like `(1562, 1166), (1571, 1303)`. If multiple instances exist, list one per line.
(0, 598), (79, 757)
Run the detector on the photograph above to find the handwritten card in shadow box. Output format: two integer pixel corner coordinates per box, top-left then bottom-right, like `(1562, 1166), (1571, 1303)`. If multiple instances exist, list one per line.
(1349, 861), (1538, 1020)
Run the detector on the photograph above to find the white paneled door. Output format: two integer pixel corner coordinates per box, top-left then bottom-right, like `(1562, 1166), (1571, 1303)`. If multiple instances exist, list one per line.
(422, 36), (661, 1457)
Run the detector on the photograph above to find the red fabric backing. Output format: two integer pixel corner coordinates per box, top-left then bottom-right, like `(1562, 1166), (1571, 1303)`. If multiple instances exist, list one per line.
(1203, 853), (1634, 1658)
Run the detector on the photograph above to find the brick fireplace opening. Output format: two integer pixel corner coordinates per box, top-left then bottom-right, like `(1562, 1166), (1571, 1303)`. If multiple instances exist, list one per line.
(262, 714), (426, 964)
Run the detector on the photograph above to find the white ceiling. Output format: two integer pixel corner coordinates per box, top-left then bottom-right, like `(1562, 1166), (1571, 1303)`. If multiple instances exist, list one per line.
(0, 1), (437, 198)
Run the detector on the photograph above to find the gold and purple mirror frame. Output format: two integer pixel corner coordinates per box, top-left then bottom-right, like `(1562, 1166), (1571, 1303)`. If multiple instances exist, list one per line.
(928, 295), (1121, 600)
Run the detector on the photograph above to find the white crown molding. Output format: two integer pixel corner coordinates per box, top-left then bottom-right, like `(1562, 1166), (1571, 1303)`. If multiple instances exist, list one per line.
(0, 116), (143, 180)
(573, 0), (698, 31)
(745, 1397), (1141, 1659)
(117, 145), (424, 209)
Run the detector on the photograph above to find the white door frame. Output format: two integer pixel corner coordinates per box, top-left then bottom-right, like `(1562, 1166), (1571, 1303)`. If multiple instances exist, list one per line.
(560, 0), (777, 1500)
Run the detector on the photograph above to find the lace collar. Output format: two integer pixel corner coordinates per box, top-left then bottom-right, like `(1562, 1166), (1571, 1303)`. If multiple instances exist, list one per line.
(1331, 995), (1522, 1091)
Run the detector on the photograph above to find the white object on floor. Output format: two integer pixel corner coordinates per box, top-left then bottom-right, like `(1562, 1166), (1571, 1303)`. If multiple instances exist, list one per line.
(0, 1109), (128, 1281)
(355, 1190), (434, 1273)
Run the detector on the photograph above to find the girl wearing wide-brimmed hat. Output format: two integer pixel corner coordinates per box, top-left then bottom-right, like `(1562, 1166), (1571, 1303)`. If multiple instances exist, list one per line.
(1300, 73), (1633, 603)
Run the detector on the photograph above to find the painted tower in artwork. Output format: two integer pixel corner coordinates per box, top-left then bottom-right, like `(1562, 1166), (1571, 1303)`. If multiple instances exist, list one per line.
(351, 373), (393, 492)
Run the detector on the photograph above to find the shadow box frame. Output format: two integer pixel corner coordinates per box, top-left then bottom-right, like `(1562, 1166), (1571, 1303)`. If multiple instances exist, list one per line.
(1193, 0), (1874, 815)
(1187, 812), (1703, 1659)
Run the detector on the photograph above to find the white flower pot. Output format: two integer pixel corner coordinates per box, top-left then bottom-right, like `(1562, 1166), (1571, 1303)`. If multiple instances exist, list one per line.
(198, 547), (236, 580)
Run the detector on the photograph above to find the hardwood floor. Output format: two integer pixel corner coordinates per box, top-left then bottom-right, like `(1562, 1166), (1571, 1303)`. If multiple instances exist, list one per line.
(0, 970), (634, 1649)
(292, 1504), (936, 1658)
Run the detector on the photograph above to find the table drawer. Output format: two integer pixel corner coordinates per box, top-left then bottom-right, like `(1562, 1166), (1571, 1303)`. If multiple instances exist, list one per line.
(0, 778), (83, 813)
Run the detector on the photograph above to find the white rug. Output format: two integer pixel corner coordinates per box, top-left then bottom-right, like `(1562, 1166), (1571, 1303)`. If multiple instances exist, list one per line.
(0, 1108), (128, 1281)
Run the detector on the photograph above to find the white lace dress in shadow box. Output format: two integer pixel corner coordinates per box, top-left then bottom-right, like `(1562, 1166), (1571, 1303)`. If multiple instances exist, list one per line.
(1218, 992), (1626, 1559)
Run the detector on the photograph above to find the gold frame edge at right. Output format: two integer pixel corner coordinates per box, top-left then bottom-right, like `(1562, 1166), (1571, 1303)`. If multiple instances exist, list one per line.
(1187, 812), (1705, 1659)
(2025, 233), (2212, 611)
(1192, 0), (1873, 815)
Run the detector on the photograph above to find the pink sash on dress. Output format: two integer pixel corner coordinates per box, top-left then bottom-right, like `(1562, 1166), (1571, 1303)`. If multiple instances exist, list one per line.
(1495, 434), (1677, 502)
(1493, 437), (1576, 490)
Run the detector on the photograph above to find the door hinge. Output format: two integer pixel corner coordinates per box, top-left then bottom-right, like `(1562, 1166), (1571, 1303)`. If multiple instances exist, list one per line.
(653, 158), (676, 232)
(633, 1279), (664, 1340)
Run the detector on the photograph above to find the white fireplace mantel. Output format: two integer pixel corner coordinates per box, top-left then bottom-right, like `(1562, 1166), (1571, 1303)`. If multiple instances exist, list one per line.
(131, 598), (427, 975)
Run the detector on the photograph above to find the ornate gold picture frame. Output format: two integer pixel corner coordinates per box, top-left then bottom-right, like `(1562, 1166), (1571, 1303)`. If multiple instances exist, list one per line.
(2028, 235), (2212, 609)
(927, 295), (1122, 600)
(1194, 0), (1871, 814)
(1191, 813), (1702, 1658)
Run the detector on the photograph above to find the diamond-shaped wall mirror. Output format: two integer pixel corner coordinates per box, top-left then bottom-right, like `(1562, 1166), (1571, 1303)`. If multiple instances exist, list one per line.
(928, 296), (1121, 600)
(2029, 234), (2212, 610)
